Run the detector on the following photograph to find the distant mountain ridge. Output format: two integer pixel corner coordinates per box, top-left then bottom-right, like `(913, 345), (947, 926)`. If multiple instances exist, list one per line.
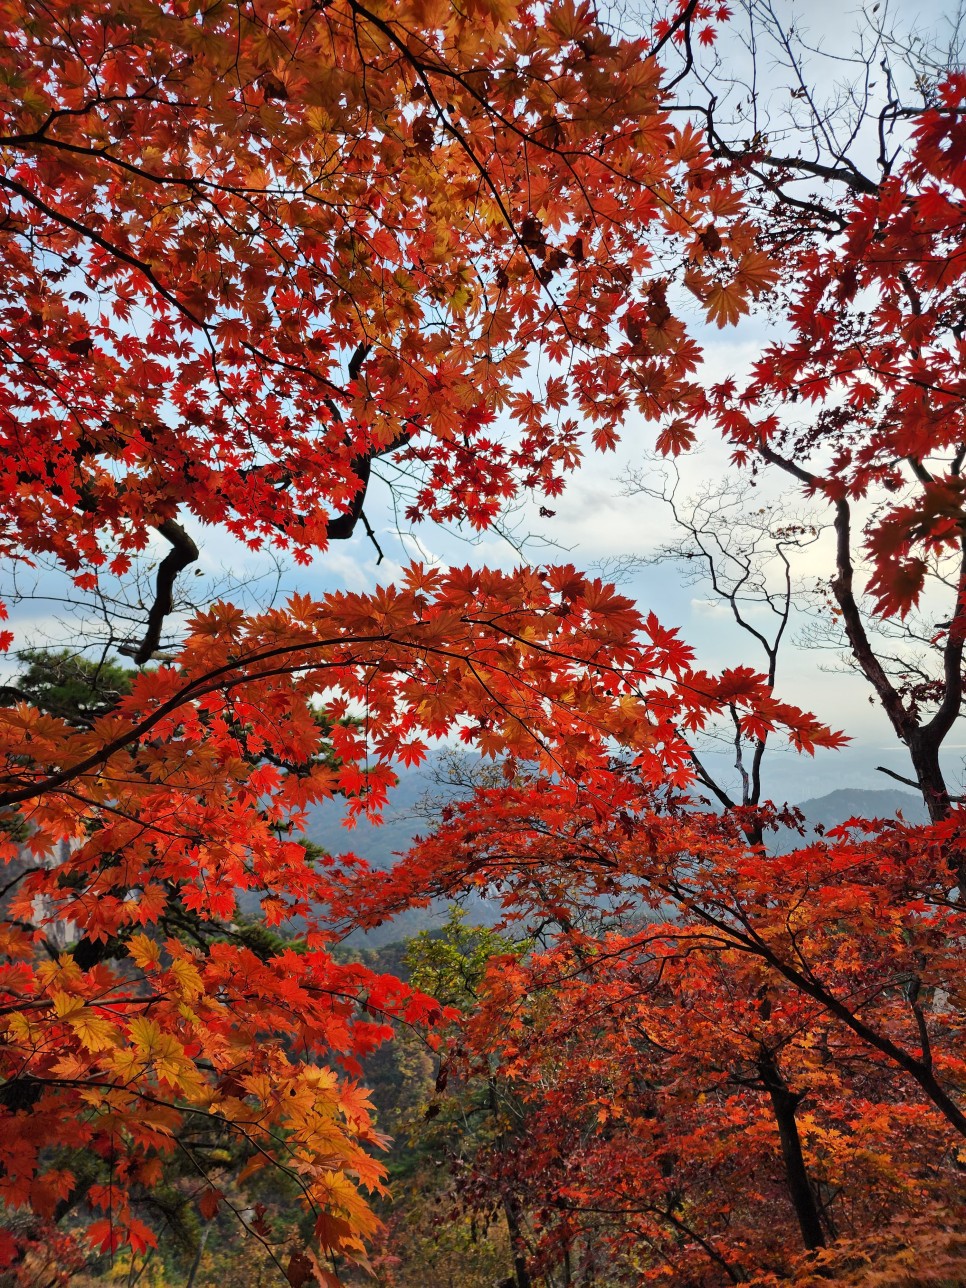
(770, 786), (927, 854)
(304, 756), (499, 946)
(301, 770), (929, 944)
(306, 774), (930, 872)
(792, 787), (927, 828)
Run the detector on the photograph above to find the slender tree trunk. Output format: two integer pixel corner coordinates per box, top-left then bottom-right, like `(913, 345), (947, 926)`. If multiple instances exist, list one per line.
(906, 732), (966, 886)
(562, 1241), (573, 1286)
(487, 1072), (531, 1288)
(184, 1223), (211, 1288)
(503, 1192), (532, 1288)
(580, 1232), (596, 1285)
(756, 1050), (825, 1251)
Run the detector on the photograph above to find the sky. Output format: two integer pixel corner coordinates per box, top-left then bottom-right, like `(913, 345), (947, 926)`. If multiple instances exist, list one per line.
(8, 0), (965, 809)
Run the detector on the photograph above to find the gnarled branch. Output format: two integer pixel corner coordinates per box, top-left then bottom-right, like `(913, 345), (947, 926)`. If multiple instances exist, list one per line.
(131, 518), (199, 666)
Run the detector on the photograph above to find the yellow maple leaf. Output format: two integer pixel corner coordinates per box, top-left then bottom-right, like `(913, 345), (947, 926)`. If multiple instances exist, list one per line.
(128, 933), (160, 971)
(69, 1009), (118, 1053)
(128, 1016), (162, 1055)
(169, 957), (204, 1001)
(5, 1013), (36, 1044)
(51, 990), (85, 1020)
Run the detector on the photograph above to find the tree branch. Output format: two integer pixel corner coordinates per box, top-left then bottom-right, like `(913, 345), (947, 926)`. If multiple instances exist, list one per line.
(131, 518), (199, 666)
(875, 765), (921, 790)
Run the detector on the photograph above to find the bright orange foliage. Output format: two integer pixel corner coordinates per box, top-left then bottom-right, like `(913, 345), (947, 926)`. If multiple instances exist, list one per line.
(0, 0), (963, 1280)
(0, 0), (796, 1271)
(365, 776), (966, 1282)
(339, 69), (966, 1287)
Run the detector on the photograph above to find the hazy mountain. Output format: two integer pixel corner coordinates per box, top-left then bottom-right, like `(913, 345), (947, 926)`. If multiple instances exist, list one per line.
(304, 753), (505, 946)
(303, 760), (441, 874)
(770, 787), (927, 853)
(280, 771), (931, 946)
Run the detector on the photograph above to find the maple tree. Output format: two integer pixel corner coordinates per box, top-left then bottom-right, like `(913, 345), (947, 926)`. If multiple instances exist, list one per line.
(340, 36), (966, 1288)
(0, 0), (964, 1281)
(345, 764), (965, 1283)
(0, 0), (805, 1275)
(0, 0), (756, 658)
(652, 5), (966, 821)
(703, 81), (966, 822)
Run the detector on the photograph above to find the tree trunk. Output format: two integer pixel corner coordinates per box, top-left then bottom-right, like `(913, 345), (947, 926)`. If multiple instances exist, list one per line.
(757, 1050), (825, 1251)
(907, 731), (952, 823)
(503, 1193), (532, 1288)
(184, 1223), (211, 1288)
(906, 731), (966, 885)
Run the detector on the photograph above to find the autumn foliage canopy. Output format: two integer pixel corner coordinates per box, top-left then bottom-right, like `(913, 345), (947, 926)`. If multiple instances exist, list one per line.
(0, 0), (964, 1281)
